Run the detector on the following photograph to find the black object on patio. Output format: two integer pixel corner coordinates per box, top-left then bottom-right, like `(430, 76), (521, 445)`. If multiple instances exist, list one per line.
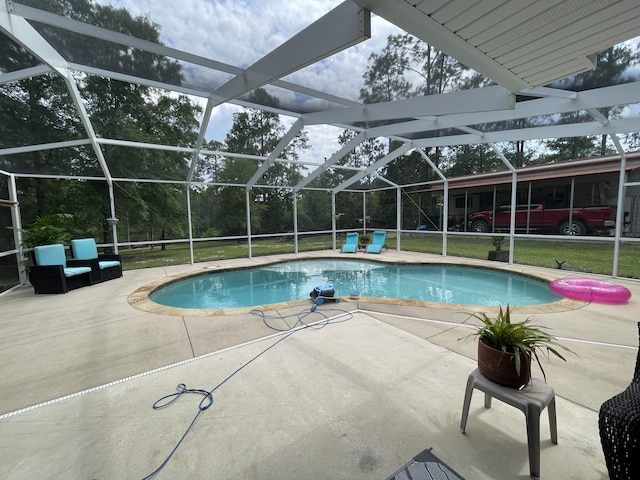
(386, 448), (464, 480)
(599, 322), (640, 479)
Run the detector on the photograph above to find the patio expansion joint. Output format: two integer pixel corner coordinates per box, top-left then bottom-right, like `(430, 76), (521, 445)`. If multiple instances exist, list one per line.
(367, 309), (640, 350)
(0, 311), (358, 421)
(182, 316), (196, 357)
(0, 328), (295, 421)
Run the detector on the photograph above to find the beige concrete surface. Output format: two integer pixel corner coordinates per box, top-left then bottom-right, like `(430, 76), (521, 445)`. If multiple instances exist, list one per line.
(0, 250), (638, 479)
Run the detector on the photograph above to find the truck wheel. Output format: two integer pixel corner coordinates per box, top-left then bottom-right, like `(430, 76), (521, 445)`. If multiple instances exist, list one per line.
(471, 220), (489, 232)
(559, 220), (586, 236)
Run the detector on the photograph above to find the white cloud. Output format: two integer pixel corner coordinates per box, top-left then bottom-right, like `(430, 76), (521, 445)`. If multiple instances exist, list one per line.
(302, 124), (346, 165)
(110, 0), (345, 66)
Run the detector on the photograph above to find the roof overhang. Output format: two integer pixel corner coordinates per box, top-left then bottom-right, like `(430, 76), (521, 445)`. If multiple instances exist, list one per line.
(355, 0), (640, 92)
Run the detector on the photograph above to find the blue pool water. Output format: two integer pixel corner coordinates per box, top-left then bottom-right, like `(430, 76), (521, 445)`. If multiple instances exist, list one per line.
(149, 259), (562, 309)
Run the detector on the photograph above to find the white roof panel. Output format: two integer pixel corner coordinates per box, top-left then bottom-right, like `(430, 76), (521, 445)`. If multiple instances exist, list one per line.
(356, 0), (640, 90)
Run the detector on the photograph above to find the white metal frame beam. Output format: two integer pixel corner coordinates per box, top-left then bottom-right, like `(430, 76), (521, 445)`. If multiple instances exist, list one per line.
(10, 2), (244, 76)
(412, 117), (640, 148)
(333, 142), (413, 194)
(364, 81), (640, 140)
(0, 7), (113, 184)
(246, 119), (304, 188)
(303, 85), (514, 126)
(293, 132), (367, 193)
(0, 64), (51, 84)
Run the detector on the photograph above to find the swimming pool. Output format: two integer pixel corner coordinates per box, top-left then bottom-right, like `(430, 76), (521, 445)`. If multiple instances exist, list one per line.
(148, 259), (562, 309)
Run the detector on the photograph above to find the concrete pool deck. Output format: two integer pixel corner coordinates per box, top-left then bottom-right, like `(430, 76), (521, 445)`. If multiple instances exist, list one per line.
(0, 250), (638, 479)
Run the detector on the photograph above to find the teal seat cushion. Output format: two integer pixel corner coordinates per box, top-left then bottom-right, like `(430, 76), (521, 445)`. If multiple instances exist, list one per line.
(341, 232), (359, 253)
(365, 231), (386, 254)
(98, 260), (121, 269)
(63, 266), (92, 277)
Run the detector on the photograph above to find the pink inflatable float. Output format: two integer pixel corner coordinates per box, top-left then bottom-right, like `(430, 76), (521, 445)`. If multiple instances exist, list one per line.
(549, 277), (632, 304)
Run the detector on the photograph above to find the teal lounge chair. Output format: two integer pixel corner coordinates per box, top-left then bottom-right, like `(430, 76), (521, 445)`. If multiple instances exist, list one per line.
(30, 244), (92, 294)
(341, 232), (359, 253)
(71, 238), (123, 283)
(365, 231), (386, 254)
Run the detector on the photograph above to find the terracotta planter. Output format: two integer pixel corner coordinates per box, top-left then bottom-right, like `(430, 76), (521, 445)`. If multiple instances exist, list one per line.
(477, 338), (531, 387)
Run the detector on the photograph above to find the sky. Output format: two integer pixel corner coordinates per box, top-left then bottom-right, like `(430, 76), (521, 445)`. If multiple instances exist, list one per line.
(101, 0), (404, 163)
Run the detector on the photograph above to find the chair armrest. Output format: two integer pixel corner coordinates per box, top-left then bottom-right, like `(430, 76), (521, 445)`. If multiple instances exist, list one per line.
(29, 264), (67, 294)
(68, 258), (100, 269)
(30, 264), (64, 274)
(97, 254), (121, 262)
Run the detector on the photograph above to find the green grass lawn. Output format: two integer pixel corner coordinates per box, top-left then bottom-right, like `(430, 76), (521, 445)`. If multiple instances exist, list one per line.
(117, 233), (640, 279)
(398, 234), (640, 278)
(118, 236), (335, 269)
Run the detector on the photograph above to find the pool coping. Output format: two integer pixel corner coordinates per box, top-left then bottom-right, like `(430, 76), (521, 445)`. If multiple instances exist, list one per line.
(127, 253), (586, 316)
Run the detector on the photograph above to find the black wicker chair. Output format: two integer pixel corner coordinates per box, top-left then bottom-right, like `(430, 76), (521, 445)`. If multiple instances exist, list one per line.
(70, 238), (122, 284)
(599, 322), (640, 479)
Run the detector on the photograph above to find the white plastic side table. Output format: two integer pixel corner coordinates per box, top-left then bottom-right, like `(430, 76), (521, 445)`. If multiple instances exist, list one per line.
(460, 368), (558, 479)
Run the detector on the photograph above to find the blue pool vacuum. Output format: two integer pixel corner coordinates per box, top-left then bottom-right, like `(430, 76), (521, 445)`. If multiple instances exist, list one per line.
(310, 284), (340, 306)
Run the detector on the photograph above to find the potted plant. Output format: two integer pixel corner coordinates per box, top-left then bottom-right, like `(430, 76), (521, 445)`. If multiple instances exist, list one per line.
(358, 234), (370, 251)
(488, 235), (508, 262)
(17, 213), (74, 248)
(13, 213), (74, 264)
(468, 305), (573, 387)
(17, 213), (74, 246)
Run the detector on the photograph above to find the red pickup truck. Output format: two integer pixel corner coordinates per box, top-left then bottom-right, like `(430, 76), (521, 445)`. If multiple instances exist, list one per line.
(468, 200), (615, 235)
